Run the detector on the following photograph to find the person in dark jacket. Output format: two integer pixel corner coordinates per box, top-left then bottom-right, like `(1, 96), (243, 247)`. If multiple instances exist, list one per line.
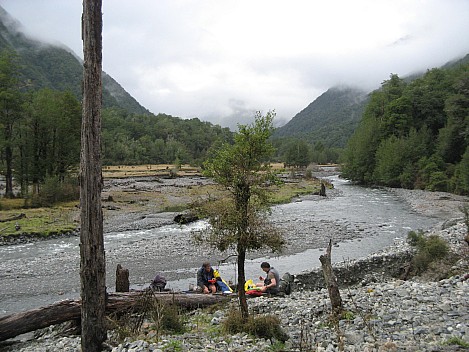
(196, 262), (217, 294)
(256, 261), (280, 294)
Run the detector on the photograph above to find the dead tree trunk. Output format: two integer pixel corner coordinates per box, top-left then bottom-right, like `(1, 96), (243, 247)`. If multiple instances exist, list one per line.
(319, 239), (342, 315)
(319, 183), (326, 197)
(80, 1), (105, 351)
(0, 292), (229, 341)
(116, 264), (130, 292)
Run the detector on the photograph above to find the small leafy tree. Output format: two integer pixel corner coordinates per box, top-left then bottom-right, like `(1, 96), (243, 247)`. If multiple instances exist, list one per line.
(198, 110), (284, 319)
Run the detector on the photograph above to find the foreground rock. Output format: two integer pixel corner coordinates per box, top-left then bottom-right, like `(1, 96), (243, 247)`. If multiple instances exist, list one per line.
(3, 220), (468, 351)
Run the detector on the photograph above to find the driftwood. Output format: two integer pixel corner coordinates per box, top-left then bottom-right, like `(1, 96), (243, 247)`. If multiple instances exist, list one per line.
(0, 213), (26, 223)
(0, 291), (230, 341)
(319, 239), (343, 314)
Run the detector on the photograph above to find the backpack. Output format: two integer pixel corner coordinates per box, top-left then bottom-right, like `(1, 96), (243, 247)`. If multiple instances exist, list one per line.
(150, 274), (167, 291)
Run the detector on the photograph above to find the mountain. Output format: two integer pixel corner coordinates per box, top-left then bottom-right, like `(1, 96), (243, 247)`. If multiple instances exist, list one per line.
(0, 6), (149, 115)
(273, 86), (368, 148)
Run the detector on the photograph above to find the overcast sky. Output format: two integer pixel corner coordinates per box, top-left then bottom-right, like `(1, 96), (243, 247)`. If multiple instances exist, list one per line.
(1, 0), (469, 129)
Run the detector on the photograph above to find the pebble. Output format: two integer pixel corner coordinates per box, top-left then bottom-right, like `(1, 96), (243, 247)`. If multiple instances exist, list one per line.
(3, 220), (468, 352)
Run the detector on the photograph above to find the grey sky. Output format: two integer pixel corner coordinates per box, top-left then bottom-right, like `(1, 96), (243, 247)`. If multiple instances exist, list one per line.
(1, 0), (469, 129)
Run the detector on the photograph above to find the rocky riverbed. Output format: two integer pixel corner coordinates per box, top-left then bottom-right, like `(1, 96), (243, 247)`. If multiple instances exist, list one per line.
(1, 176), (468, 351)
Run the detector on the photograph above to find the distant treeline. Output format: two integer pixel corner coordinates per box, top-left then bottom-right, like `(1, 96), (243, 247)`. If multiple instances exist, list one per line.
(0, 50), (233, 201)
(342, 63), (469, 195)
(101, 108), (233, 166)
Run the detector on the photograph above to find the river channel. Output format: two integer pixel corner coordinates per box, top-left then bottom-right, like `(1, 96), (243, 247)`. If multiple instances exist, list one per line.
(0, 175), (440, 317)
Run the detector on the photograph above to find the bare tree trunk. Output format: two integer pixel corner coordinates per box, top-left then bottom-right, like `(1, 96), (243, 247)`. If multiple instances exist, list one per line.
(237, 246), (249, 319)
(4, 140), (14, 198)
(319, 239), (342, 315)
(80, 1), (106, 351)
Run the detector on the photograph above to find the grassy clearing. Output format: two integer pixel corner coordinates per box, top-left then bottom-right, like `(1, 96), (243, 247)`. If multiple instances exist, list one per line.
(0, 164), (324, 238)
(0, 203), (79, 237)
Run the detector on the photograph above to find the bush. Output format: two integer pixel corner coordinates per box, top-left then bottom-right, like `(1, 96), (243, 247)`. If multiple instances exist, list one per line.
(425, 235), (449, 259)
(222, 309), (289, 342)
(407, 230), (425, 247)
(222, 309), (245, 335)
(407, 231), (449, 273)
(30, 176), (79, 207)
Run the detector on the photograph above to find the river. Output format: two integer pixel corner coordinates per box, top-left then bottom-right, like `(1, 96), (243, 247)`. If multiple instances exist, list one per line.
(0, 175), (441, 317)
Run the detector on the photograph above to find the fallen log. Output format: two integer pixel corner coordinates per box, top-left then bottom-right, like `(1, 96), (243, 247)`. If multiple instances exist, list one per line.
(0, 213), (26, 223)
(0, 291), (231, 341)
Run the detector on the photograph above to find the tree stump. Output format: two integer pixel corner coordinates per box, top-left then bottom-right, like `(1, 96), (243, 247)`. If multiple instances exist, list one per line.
(115, 264), (129, 292)
(319, 239), (342, 314)
(319, 183), (326, 197)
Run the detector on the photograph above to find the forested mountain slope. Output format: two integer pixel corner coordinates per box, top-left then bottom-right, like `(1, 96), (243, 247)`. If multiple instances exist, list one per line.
(273, 86), (368, 148)
(0, 5), (149, 115)
(342, 54), (469, 195)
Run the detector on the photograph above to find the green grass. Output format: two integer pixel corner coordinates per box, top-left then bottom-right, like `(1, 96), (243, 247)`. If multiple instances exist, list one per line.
(268, 179), (322, 204)
(444, 336), (469, 348)
(0, 203), (78, 237)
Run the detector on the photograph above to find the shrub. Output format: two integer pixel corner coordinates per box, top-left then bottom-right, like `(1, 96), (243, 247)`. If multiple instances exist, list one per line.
(222, 309), (245, 334)
(408, 231), (449, 273)
(444, 336), (469, 348)
(222, 309), (288, 342)
(425, 235), (449, 259)
(31, 176), (79, 207)
(246, 314), (289, 343)
(407, 230), (426, 248)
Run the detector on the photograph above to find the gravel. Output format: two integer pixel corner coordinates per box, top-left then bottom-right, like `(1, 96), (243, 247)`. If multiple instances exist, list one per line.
(1, 176), (469, 351)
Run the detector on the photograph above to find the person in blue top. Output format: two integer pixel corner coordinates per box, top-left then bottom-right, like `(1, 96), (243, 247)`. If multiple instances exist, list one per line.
(196, 262), (217, 294)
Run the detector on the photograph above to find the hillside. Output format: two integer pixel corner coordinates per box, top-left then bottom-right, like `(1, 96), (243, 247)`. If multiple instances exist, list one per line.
(0, 5), (149, 115)
(273, 86), (368, 148)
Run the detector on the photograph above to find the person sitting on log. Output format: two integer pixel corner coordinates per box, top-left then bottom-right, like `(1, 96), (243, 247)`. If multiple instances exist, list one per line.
(196, 262), (218, 294)
(256, 261), (280, 294)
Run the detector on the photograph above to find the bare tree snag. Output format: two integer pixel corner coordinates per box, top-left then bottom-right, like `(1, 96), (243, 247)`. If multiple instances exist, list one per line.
(0, 293), (229, 341)
(81, 1), (105, 350)
(319, 239), (343, 314)
(116, 264), (130, 292)
(319, 183), (326, 197)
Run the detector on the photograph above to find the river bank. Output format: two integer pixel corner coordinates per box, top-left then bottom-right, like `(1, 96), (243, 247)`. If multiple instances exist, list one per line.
(3, 214), (468, 351)
(1, 175), (468, 351)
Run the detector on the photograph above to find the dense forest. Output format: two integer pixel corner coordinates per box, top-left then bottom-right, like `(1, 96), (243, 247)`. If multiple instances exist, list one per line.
(271, 86), (368, 166)
(0, 50), (232, 202)
(342, 57), (469, 195)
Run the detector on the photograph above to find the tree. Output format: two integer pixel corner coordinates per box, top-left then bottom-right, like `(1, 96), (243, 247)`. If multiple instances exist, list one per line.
(285, 138), (311, 168)
(17, 89), (81, 195)
(80, 1), (106, 351)
(0, 50), (23, 198)
(198, 111), (284, 319)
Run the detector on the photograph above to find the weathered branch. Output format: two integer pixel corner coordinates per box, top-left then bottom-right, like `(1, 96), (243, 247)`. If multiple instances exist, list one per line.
(0, 292), (229, 341)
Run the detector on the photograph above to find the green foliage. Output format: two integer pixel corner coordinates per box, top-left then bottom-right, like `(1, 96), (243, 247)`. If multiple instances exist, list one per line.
(444, 336), (469, 348)
(200, 110), (284, 255)
(198, 111), (284, 318)
(284, 138), (311, 168)
(407, 230), (426, 247)
(343, 63), (469, 194)
(102, 109), (232, 166)
(407, 231), (449, 273)
(273, 86), (368, 149)
(30, 176), (79, 207)
(222, 309), (289, 343)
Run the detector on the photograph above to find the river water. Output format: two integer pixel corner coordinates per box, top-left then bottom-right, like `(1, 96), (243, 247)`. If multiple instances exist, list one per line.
(0, 175), (440, 317)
